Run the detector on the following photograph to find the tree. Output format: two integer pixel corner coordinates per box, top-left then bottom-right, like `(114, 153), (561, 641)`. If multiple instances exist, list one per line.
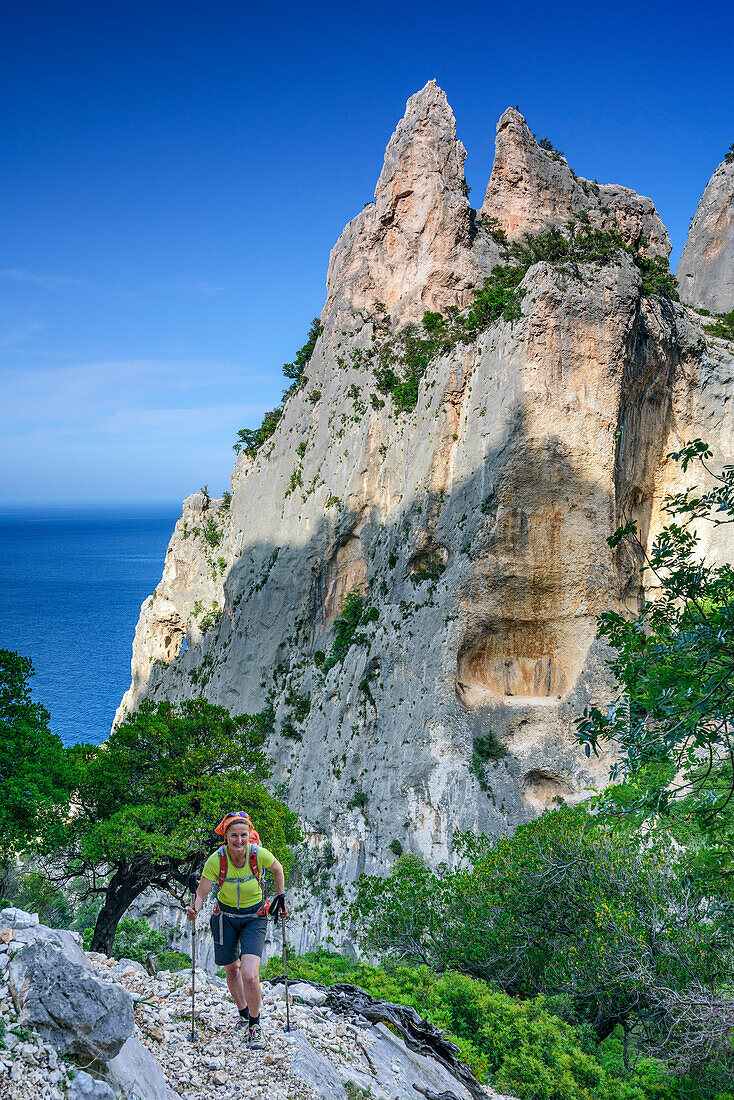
(42, 698), (300, 954)
(0, 650), (71, 880)
(575, 441), (734, 865)
(282, 317), (323, 383)
(353, 806), (734, 1075)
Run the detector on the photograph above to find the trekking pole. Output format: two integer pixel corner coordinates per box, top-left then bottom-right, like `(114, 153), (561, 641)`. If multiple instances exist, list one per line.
(188, 872), (199, 1043)
(281, 913), (291, 1033)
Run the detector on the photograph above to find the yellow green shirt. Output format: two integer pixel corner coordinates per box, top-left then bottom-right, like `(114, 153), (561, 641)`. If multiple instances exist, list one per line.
(202, 844), (275, 909)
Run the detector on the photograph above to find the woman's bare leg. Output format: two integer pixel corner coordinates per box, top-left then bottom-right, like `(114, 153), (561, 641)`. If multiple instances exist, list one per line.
(223, 959), (247, 1010)
(239, 954), (261, 1017)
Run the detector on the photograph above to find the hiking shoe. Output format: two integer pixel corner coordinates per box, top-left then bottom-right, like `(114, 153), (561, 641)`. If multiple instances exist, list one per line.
(234, 1017), (249, 1031)
(249, 1024), (264, 1050)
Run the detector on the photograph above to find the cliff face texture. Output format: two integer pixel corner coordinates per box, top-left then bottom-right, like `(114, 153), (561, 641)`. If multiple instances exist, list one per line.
(117, 83), (734, 946)
(676, 156), (734, 313)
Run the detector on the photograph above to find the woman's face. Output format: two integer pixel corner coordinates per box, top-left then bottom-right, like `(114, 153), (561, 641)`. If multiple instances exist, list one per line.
(226, 823), (250, 852)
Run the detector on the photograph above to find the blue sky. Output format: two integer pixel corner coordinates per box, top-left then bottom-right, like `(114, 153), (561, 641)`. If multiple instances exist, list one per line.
(1, 0), (732, 504)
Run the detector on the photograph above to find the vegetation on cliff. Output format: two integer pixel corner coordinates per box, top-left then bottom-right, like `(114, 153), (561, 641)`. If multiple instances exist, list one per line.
(372, 219), (679, 414)
(232, 317), (323, 457)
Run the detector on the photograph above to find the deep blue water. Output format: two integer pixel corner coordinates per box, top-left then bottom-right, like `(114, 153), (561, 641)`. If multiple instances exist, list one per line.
(0, 505), (179, 746)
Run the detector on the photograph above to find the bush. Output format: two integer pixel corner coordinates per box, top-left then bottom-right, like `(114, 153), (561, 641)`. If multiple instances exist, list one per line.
(320, 592), (378, 674)
(113, 917), (167, 962)
(702, 309), (734, 342)
(352, 806), (734, 1078)
(261, 952), (676, 1100)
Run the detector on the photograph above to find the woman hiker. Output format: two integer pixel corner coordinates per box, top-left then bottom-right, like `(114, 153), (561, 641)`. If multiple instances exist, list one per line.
(186, 811), (288, 1049)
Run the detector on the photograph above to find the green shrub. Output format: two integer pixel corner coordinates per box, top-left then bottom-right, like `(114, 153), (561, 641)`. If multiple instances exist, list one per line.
(156, 949), (191, 972)
(321, 592), (378, 674)
(353, 806), (734, 1079)
(262, 952), (673, 1100)
(283, 318), (323, 384)
(111, 917), (167, 962)
(233, 406), (283, 457)
(470, 731), (507, 792)
(702, 309), (734, 341)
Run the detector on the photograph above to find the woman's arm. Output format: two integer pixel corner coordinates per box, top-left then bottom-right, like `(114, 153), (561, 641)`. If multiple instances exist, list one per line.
(186, 876), (213, 921)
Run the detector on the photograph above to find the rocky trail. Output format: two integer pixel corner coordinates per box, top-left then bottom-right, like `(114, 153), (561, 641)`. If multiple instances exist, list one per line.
(0, 908), (507, 1100)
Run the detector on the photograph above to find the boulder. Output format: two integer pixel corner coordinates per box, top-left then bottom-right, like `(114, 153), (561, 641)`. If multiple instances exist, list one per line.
(66, 1069), (116, 1100)
(0, 909), (39, 930)
(107, 1036), (180, 1100)
(289, 981), (328, 1007)
(9, 938), (133, 1059)
(284, 1030), (347, 1098)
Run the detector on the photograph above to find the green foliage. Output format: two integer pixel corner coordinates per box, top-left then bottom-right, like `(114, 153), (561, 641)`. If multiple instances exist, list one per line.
(2, 867), (76, 928)
(50, 699), (300, 951)
(320, 592), (378, 674)
(344, 1083), (371, 1100)
(233, 406), (283, 458)
(220, 490), (232, 509)
(702, 309), (734, 342)
(286, 691), (310, 722)
(635, 254), (680, 300)
(346, 791), (368, 812)
(202, 517), (222, 547)
(0, 650), (72, 863)
(282, 317), (323, 384)
(372, 222), (677, 415)
(410, 550), (447, 583)
(262, 951), (675, 1100)
(193, 600), (221, 633)
(111, 917), (167, 962)
(575, 440), (734, 858)
(388, 839), (403, 856)
(470, 731), (507, 791)
(536, 135), (566, 161)
(352, 806), (734, 1078)
(460, 265), (525, 332)
(725, 142), (734, 165)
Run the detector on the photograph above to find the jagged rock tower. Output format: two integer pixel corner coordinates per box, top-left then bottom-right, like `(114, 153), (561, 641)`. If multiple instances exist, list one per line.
(676, 153), (734, 313)
(118, 83), (734, 947)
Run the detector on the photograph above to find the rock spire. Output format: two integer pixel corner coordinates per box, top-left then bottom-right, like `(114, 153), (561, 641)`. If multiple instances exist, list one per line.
(482, 107), (670, 257)
(676, 156), (734, 313)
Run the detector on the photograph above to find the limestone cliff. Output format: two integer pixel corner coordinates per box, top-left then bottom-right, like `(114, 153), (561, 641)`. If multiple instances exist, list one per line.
(117, 83), (734, 948)
(676, 155), (734, 313)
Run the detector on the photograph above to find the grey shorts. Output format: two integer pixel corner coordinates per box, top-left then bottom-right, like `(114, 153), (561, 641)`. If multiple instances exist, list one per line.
(210, 902), (267, 966)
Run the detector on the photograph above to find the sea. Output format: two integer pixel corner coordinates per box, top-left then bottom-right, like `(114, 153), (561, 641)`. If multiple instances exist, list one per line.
(0, 504), (179, 746)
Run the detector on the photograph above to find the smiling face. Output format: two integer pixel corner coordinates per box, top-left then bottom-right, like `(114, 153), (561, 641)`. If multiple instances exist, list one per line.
(225, 822), (250, 857)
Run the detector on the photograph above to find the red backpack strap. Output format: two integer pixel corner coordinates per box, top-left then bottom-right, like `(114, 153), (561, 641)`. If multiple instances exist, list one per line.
(217, 845), (228, 887)
(248, 842), (261, 882)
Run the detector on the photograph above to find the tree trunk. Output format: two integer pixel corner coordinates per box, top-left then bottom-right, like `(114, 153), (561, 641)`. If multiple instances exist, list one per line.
(90, 868), (147, 955)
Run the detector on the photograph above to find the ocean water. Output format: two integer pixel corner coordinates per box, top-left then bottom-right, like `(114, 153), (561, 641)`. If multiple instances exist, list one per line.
(0, 504), (179, 746)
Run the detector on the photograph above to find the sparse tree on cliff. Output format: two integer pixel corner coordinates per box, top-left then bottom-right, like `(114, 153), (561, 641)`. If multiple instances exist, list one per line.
(41, 698), (300, 954)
